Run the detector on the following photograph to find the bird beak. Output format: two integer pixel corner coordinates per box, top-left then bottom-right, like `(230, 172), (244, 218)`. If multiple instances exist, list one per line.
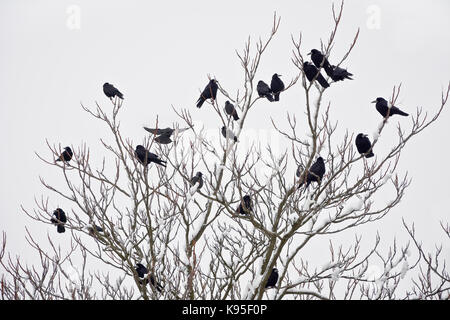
(371, 100), (376, 103)
(278, 74), (282, 77)
(307, 52), (311, 55)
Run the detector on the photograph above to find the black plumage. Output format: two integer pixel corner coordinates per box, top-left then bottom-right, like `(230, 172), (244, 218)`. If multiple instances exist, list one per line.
(103, 83), (124, 99)
(135, 263), (148, 278)
(303, 62), (330, 88)
(355, 133), (374, 158)
(296, 165), (303, 178)
(265, 268), (279, 288)
(135, 145), (167, 167)
(236, 195), (252, 215)
(298, 157), (326, 188)
(144, 127), (174, 144)
(144, 126), (189, 144)
(330, 65), (353, 81)
(196, 79), (218, 108)
(225, 101), (239, 121)
(190, 172), (204, 191)
(371, 97), (409, 118)
(143, 127), (174, 136)
(309, 49), (334, 76)
(56, 146), (73, 162)
(50, 208), (67, 233)
(257, 81), (274, 102)
(270, 74), (285, 101)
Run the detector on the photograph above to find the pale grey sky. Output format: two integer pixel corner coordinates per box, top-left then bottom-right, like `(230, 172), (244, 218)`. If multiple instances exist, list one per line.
(0, 0), (449, 288)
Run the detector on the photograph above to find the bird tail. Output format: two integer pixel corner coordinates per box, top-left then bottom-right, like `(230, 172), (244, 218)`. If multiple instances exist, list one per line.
(196, 97), (205, 108)
(117, 92), (124, 99)
(365, 151), (374, 158)
(156, 160), (167, 167)
(266, 94), (275, 102)
(233, 113), (240, 121)
(274, 92), (280, 101)
(397, 110), (409, 116)
(57, 225), (66, 233)
(318, 76), (330, 88)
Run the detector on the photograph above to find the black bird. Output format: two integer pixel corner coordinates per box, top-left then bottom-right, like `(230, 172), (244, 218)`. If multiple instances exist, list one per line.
(308, 49), (334, 76)
(265, 268), (279, 288)
(190, 172), (204, 191)
(296, 165), (303, 178)
(135, 263), (148, 278)
(236, 195), (252, 215)
(144, 126), (189, 144)
(225, 101), (239, 121)
(371, 97), (409, 118)
(196, 79), (218, 108)
(298, 157), (326, 188)
(103, 83), (124, 100)
(50, 208), (67, 233)
(330, 65), (353, 82)
(257, 81), (274, 102)
(270, 74), (285, 101)
(135, 145), (167, 167)
(303, 62), (330, 88)
(355, 133), (374, 158)
(56, 146), (73, 163)
(221, 126), (238, 142)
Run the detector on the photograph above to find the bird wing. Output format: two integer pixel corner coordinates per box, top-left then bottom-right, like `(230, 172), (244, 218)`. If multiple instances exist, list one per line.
(144, 127), (173, 135)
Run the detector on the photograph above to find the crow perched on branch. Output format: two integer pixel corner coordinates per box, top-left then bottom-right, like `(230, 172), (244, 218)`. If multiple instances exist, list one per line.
(330, 65), (353, 81)
(270, 74), (285, 101)
(355, 133), (374, 158)
(135, 263), (163, 292)
(265, 268), (279, 288)
(50, 208), (67, 233)
(371, 97), (409, 118)
(103, 83), (124, 100)
(298, 157), (326, 188)
(135, 263), (148, 278)
(309, 49), (353, 82)
(135, 145), (167, 167)
(144, 126), (189, 144)
(225, 101), (240, 121)
(257, 81), (274, 102)
(236, 195), (253, 215)
(308, 49), (334, 76)
(196, 79), (218, 108)
(55, 146), (73, 163)
(190, 172), (204, 191)
(302, 62), (330, 88)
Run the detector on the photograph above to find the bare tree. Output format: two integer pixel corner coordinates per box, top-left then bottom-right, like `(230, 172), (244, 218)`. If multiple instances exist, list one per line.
(1, 2), (449, 300)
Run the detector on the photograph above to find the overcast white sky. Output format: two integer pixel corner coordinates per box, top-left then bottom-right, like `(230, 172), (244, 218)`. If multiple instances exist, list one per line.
(0, 0), (449, 293)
